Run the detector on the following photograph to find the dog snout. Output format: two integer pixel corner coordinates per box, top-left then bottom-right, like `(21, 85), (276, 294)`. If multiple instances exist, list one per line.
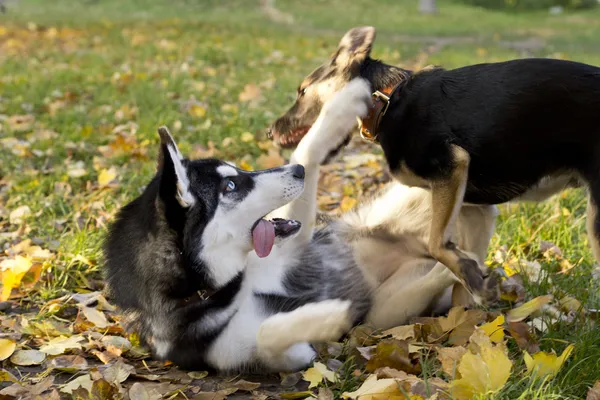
(291, 164), (305, 180)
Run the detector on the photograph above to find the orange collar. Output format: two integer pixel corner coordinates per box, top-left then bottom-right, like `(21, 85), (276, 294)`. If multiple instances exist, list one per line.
(359, 82), (403, 143)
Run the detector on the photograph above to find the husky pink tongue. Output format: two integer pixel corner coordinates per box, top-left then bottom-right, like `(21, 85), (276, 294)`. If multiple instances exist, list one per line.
(252, 219), (275, 258)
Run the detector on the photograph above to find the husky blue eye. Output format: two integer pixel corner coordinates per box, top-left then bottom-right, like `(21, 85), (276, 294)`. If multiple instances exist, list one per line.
(225, 180), (236, 192)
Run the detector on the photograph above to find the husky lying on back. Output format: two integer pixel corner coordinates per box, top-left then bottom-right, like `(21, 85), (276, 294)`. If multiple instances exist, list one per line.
(103, 80), (498, 373)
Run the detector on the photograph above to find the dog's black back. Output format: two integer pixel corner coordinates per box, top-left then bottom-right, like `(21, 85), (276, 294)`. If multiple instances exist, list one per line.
(381, 58), (600, 204)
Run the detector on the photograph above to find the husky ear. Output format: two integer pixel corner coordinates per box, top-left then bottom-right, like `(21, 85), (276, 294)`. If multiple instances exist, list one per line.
(331, 26), (376, 73)
(157, 126), (194, 208)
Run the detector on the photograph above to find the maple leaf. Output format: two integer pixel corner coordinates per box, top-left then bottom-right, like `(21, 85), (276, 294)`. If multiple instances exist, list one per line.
(39, 335), (84, 355)
(342, 374), (405, 400)
(524, 344), (574, 379)
(302, 361), (336, 388)
(97, 168), (118, 188)
(450, 329), (512, 399)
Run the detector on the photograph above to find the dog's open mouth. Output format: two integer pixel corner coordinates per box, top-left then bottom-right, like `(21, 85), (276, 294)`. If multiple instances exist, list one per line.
(251, 218), (301, 258)
(278, 127), (310, 148)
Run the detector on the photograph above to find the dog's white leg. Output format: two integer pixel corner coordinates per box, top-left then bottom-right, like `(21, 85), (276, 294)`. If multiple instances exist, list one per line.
(366, 261), (460, 330)
(272, 78), (372, 244)
(256, 299), (352, 366)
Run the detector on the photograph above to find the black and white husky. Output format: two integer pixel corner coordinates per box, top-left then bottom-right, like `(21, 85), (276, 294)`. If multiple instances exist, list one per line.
(103, 80), (497, 373)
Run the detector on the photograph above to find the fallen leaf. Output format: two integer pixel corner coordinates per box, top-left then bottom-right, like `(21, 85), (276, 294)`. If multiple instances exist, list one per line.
(10, 349), (45, 365)
(506, 295), (553, 322)
(436, 346), (467, 377)
(100, 336), (132, 352)
(587, 381), (600, 400)
(7, 114), (34, 132)
(240, 132), (255, 143)
(0, 369), (18, 383)
(188, 103), (207, 118)
(524, 344), (574, 379)
(437, 307), (487, 346)
(382, 325), (415, 341)
(366, 339), (421, 375)
(0, 339), (16, 361)
(342, 374), (403, 399)
(230, 379), (261, 391)
(102, 359), (135, 384)
(47, 355), (89, 372)
(256, 149), (285, 169)
(506, 321), (540, 353)
(40, 335), (84, 355)
(9, 205), (32, 225)
(479, 315), (505, 343)
(187, 371), (208, 379)
(61, 374), (93, 394)
(239, 84), (262, 102)
(318, 387), (334, 400)
(450, 329), (512, 400)
(129, 382), (162, 400)
(340, 197), (357, 212)
(81, 305), (109, 328)
(1, 256), (33, 301)
(98, 168), (117, 188)
(67, 160), (88, 178)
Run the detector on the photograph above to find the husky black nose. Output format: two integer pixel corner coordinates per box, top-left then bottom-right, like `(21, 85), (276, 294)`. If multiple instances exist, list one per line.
(292, 164), (305, 179)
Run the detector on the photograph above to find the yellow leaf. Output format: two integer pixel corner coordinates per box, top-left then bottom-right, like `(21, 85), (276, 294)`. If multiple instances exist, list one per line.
(524, 344), (574, 379)
(256, 149), (285, 169)
(383, 325), (415, 341)
(437, 346), (467, 377)
(342, 374), (404, 400)
(506, 295), (552, 322)
(81, 306), (109, 328)
(1, 256), (33, 301)
(239, 160), (253, 171)
(340, 197), (357, 212)
(302, 366), (323, 389)
(39, 335), (84, 355)
(450, 329), (512, 400)
(98, 168), (117, 187)
(479, 315), (505, 343)
(0, 339), (16, 361)
(240, 132), (255, 143)
(239, 84), (262, 102)
(188, 104), (206, 118)
(314, 361), (337, 383)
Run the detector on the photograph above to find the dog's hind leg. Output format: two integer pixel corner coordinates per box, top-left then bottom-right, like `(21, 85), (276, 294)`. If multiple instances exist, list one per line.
(586, 187), (600, 263)
(366, 261), (460, 330)
(427, 145), (494, 305)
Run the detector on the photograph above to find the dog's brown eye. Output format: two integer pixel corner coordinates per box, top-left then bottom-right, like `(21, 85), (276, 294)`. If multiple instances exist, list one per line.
(298, 87), (308, 97)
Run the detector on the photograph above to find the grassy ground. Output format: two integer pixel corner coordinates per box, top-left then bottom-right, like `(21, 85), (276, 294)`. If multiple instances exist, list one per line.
(1, 0), (600, 399)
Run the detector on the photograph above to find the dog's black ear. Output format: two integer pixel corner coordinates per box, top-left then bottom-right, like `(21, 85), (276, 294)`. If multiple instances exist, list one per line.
(157, 126), (194, 208)
(331, 26), (376, 72)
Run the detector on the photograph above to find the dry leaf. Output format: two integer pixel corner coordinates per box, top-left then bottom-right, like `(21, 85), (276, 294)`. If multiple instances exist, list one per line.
(524, 344), (574, 378)
(1, 255), (33, 301)
(479, 315), (505, 343)
(81, 306), (109, 328)
(587, 381), (600, 400)
(67, 160), (88, 178)
(9, 205), (32, 225)
(506, 295), (553, 322)
(506, 321), (540, 354)
(102, 360), (135, 384)
(0, 339), (16, 361)
(450, 329), (512, 399)
(39, 335), (84, 355)
(129, 382), (162, 400)
(10, 349), (45, 365)
(256, 149), (285, 169)
(239, 84), (262, 102)
(47, 355), (89, 372)
(189, 104), (207, 118)
(61, 374), (93, 394)
(382, 325), (415, 341)
(240, 132), (255, 143)
(98, 168), (117, 187)
(303, 361), (336, 388)
(342, 374), (404, 399)
(436, 346), (467, 377)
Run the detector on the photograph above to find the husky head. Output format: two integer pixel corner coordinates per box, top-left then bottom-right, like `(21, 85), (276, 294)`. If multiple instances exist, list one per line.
(153, 127), (305, 289)
(268, 26), (377, 147)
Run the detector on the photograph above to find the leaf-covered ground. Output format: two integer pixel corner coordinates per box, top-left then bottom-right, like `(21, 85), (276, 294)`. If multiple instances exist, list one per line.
(1, 0), (600, 399)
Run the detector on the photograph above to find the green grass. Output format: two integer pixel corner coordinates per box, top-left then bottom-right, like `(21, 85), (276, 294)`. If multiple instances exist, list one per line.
(1, 0), (599, 398)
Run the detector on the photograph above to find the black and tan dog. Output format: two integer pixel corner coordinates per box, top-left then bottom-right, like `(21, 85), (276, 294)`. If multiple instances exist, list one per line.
(269, 26), (600, 304)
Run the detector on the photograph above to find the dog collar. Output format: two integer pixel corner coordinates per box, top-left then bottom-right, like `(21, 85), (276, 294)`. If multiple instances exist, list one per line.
(359, 82), (403, 143)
